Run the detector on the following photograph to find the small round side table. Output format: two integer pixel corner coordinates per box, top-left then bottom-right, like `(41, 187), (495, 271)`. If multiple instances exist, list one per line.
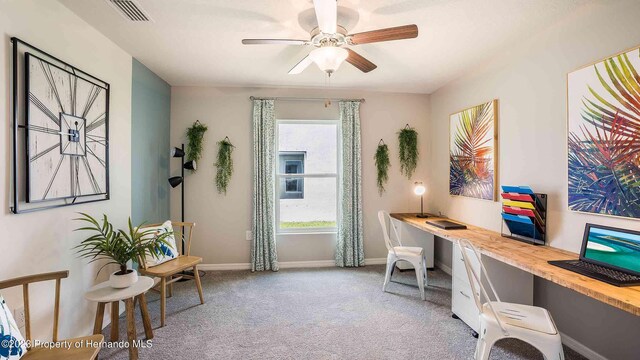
(85, 276), (155, 360)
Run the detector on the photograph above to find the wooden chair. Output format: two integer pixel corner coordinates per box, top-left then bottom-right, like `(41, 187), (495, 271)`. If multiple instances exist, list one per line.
(0, 271), (103, 360)
(138, 222), (204, 327)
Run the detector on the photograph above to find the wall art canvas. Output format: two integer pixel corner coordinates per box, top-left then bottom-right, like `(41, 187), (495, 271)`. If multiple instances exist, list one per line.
(26, 52), (108, 202)
(449, 99), (498, 201)
(568, 47), (640, 219)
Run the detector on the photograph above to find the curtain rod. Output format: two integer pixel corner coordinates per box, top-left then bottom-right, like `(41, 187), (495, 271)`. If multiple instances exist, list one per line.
(249, 96), (365, 103)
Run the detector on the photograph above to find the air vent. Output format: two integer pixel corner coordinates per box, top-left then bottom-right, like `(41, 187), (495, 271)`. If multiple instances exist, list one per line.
(106, 0), (153, 22)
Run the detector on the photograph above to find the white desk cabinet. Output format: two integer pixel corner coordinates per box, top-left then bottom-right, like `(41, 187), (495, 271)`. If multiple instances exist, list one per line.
(390, 218), (435, 269)
(452, 243), (481, 332)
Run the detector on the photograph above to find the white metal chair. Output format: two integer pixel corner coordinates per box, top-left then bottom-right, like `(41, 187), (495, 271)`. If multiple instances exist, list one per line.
(456, 239), (565, 360)
(378, 210), (428, 300)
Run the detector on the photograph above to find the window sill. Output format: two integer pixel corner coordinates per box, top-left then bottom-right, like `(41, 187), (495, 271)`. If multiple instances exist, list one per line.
(277, 231), (337, 236)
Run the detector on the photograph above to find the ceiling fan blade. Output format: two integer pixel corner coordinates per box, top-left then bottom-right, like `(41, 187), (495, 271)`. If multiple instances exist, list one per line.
(348, 24), (418, 45)
(288, 55), (313, 75)
(313, 0), (337, 34)
(345, 49), (377, 73)
(242, 39), (308, 45)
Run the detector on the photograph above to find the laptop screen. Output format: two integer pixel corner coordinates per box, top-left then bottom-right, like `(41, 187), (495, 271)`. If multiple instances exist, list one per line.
(581, 224), (640, 275)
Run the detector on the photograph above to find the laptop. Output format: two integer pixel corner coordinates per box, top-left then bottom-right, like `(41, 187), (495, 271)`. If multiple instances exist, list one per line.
(548, 223), (640, 287)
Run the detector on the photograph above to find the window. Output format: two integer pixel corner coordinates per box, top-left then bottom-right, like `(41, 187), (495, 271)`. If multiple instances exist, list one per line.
(276, 120), (339, 233)
(279, 152), (305, 199)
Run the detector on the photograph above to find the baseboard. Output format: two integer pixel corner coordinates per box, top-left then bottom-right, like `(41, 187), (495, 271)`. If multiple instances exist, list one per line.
(199, 263), (251, 271)
(199, 258), (388, 271)
(364, 257), (387, 265)
(435, 259), (452, 275)
(560, 332), (608, 360)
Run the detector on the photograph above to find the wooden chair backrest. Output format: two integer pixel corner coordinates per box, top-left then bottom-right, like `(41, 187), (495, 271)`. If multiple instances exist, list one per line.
(138, 221), (196, 270)
(0, 270), (69, 343)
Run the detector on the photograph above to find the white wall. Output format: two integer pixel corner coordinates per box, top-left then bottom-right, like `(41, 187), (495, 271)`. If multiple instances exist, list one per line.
(0, 0), (132, 340)
(170, 86), (430, 265)
(427, 1), (640, 359)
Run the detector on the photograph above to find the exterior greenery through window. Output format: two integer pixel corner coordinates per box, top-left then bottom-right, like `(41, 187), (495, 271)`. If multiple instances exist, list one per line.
(276, 120), (339, 233)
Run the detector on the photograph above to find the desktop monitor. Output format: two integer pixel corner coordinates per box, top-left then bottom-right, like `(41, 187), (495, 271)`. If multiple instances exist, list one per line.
(580, 224), (640, 276)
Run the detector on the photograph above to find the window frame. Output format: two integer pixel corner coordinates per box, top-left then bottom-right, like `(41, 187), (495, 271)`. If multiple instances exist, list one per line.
(275, 119), (341, 235)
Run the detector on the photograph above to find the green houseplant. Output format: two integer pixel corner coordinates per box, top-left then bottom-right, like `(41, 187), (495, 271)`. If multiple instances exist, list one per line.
(398, 125), (419, 179)
(74, 213), (171, 288)
(186, 120), (208, 171)
(375, 140), (390, 195)
(215, 136), (235, 194)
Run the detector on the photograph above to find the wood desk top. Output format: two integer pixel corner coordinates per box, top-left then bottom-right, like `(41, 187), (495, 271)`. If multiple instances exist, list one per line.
(390, 213), (640, 316)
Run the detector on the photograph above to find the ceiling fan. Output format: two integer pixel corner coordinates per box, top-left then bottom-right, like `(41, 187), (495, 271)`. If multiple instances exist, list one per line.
(242, 0), (418, 76)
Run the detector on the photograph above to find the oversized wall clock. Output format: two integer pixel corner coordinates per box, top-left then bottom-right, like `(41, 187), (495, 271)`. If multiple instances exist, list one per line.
(25, 52), (109, 202)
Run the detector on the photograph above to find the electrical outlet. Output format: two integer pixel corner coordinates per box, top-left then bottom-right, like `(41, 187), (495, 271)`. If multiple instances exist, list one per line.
(245, 230), (252, 241)
(14, 307), (25, 329)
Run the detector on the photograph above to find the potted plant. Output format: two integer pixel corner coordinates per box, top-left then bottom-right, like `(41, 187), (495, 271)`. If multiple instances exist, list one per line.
(186, 120), (208, 172)
(215, 136), (235, 194)
(74, 213), (171, 288)
(398, 125), (419, 179)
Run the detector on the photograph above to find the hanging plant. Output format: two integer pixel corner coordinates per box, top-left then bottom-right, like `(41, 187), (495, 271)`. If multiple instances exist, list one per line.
(186, 120), (208, 171)
(215, 137), (234, 194)
(375, 140), (390, 195)
(398, 124), (419, 179)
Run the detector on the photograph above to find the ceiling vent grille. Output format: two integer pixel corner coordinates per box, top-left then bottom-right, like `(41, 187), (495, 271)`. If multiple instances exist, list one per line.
(106, 0), (153, 22)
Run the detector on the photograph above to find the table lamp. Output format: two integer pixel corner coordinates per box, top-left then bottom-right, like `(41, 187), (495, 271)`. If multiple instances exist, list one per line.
(414, 182), (428, 218)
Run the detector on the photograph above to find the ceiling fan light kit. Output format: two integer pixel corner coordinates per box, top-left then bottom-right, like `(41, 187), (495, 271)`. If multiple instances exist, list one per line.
(241, 0), (418, 76)
(310, 46), (348, 75)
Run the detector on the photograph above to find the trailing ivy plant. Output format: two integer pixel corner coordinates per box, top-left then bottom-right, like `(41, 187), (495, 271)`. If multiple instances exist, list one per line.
(215, 137), (234, 194)
(375, 140), (390, 195)
(398, 125), (419, 179)
(186, 120), (208, 171)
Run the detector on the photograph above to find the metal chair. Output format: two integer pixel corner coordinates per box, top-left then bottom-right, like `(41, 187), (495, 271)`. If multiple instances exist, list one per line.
(378, 210), (428, 300)
(457, 239), (565, 360)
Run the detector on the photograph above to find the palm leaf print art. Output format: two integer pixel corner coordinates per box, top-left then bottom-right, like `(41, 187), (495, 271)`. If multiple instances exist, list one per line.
(568, 49), (640, 218)
(449, 100), (497, 200)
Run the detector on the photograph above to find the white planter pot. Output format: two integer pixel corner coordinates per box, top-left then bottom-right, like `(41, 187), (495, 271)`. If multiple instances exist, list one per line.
(109, 269), (138, 289)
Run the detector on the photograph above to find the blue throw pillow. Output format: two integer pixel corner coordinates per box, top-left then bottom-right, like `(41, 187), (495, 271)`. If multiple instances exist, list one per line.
(0, 295), (27, 359)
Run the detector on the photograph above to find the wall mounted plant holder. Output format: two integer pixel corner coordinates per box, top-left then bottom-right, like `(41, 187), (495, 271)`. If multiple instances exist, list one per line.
(398, 124), (419, 179)
(186, 120), (208, 171)
(215, 136), (234, 194)
(375, 139), (390, 195)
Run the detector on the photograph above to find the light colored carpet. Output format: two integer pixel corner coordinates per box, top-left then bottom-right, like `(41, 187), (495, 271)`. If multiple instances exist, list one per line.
(99, 266), (585, 360)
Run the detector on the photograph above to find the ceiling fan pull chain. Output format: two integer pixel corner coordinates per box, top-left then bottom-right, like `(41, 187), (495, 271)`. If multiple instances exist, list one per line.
(325, 73), (332, 108)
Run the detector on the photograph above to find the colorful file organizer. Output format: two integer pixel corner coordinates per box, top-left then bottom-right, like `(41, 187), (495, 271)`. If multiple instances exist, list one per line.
(500, 185), (547, 245)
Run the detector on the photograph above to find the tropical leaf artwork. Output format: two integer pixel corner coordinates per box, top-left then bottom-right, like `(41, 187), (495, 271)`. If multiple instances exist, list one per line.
(567, 48), (640, 218)
(449, 100), (498, 200)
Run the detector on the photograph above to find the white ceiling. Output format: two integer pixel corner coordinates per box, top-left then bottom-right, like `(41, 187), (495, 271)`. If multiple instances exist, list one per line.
(59, 0), (593, 94)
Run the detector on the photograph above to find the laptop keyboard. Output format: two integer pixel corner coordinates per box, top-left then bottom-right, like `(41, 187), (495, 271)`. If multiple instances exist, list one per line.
(567, 260), (640, 282)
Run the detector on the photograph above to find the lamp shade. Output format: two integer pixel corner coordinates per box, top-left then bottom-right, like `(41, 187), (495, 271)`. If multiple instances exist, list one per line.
(414, 182), (426, 196)
(168, 176), (183, 188)
(171, 147), (185, 158)
(309, 46), (349, 74)
(184, 160), (197, 171)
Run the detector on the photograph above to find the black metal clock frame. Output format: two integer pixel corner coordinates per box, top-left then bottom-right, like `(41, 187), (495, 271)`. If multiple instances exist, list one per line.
(10, 37), (111, 214)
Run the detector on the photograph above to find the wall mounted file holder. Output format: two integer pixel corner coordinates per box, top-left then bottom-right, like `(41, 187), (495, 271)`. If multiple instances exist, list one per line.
(500, 186), (547, 245)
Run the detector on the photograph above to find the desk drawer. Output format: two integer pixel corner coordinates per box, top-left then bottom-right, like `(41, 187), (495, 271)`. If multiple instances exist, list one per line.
(452, 243), (480, 287)
(452, 278), (480, 332)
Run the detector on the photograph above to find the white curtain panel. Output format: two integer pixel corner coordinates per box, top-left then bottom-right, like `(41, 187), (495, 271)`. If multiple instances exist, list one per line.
(251, 99), (279, 271)
(336, 101), (365, 267)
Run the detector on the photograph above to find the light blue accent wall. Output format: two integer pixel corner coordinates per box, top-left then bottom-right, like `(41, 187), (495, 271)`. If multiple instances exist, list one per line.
(131, 59), (170, 224)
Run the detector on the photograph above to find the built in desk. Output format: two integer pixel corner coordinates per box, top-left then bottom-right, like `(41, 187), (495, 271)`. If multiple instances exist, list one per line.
(390, 213), (640, 316)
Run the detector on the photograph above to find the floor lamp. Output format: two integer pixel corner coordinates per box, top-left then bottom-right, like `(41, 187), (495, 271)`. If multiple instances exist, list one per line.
(168, 144), (203, 279)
